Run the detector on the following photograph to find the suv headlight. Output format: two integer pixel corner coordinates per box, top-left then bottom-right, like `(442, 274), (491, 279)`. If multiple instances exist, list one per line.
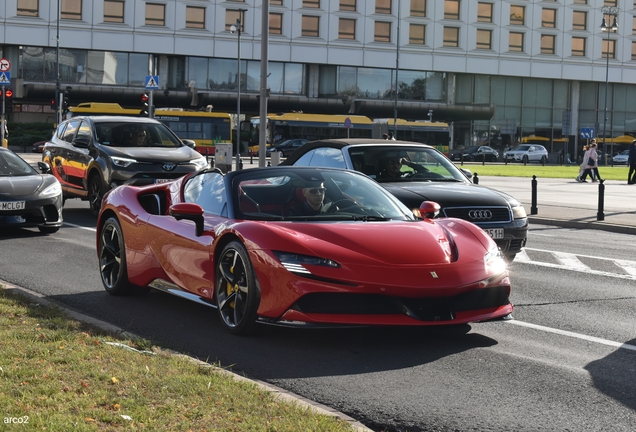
(111, 156), (137, 168)
(510, 199), (527, 219)
(190, 157), (208, 169)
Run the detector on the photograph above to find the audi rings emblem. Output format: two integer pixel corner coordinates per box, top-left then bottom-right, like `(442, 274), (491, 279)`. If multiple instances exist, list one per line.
(162, 163), (176, 171)
(468, 210), (493, 220)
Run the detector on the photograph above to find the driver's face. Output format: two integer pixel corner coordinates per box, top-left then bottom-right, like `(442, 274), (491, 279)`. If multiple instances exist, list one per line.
(303, 184), (326, 209)
(386, 158), (402, 176)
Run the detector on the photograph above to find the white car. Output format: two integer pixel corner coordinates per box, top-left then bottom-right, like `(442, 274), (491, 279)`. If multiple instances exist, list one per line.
(503, 144), (548, 164)
(612, 150), (629, 165)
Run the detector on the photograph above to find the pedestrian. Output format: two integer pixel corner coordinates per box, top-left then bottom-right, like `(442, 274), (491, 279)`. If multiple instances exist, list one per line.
(579, 140), (601, 182)
(387, 131), (396, 141)
(575, 145), (588, 182)
(628, 140), (636, 184)
(382, 133), (389, 140)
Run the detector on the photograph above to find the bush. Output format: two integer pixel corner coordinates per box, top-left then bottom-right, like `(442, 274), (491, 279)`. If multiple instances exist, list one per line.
(6, 122), (55, 151)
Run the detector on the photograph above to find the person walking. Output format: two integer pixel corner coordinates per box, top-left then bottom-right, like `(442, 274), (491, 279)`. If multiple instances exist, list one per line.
(628, 140), (636, 184)
(579, 141), (601, 182)
(575, 145), (589, 182)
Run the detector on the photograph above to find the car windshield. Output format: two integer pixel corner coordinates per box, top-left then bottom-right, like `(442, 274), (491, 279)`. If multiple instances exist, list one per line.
(346, 146), (468, 183)
(234, 168), (415, 221)
(0, 150), (37, 177)
(95, 122), (182, 148)
(513, 145), (531, 151)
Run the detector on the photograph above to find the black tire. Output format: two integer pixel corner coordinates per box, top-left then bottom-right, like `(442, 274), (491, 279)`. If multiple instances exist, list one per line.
(522, 155), (529, 164)
(469, 155), (475, 162)
(540, 156), (547, 164)
(215, 241), (260, 335)
(98, 217), (147, 295)
(88, 174), (105, 217)
(38, 226), (60, 234)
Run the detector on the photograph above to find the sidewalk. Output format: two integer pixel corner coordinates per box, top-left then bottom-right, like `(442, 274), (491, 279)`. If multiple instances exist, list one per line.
(18, 150), (636, 236)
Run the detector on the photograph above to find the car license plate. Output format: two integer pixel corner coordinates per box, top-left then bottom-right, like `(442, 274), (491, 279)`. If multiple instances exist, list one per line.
(155, 179), (172, 184)
(0, 201), (26, 211)
(484, 228), (504, 239)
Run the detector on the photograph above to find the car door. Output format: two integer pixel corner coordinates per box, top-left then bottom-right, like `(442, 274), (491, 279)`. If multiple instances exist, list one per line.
(50, 119), (82, 192)
(64, 120), (93, 189)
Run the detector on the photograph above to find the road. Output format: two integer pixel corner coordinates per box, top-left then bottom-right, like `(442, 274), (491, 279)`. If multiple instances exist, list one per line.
(1, 199), (636, 432)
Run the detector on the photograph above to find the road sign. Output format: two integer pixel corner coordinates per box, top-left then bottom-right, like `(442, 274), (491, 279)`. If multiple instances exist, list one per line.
(0, 72), (10, 85)
(145, 75), (159, 90)
(0, 58), (10, 72)
(344, 117), (352, 129)
(580, 127), (595, 139)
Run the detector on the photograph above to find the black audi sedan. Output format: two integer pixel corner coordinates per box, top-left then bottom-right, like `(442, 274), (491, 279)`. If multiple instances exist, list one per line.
(0, 147), (63, 234)
(42, 116), (209, 216)
(281, 139), (528, 261)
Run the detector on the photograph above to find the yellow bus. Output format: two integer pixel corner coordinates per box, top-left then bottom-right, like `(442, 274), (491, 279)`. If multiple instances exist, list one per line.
(68, 102), (232, 155)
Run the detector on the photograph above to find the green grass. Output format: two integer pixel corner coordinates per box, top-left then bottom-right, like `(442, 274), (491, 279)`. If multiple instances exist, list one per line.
(0, 289), (358, 432)
(455, 162), (629, 181)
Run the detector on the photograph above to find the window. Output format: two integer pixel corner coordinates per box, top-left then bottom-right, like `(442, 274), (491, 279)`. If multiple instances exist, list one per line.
(509, 32), (524, 52)
(225, 10), (245, 31)
(603, 0), (617, 5)
(573, 0), (587, 4)
(409, 24), (425, 45)
(303, 0), (320, 8)
(572, 11), (586, 31)
(269, 13), (283, 35)
(374, 21), (391, 42)
(510, 6), (524, 26)
(302, 15), (320, 37)
(632, 41), (636, 60)
(339, 18), (356, 39)
(602, 39), (616, 59)
(376, 0), (391, 14)
(410, 0), (425, 17)
(146, 3), (165, 26)
(104, 0), (124, 23)
(340, 0), (356, 11)
(444, 1), (460, 20)
(61, 0), (82, 20)
(541, 34), (555, 54)
(633, 16), (636, 35)
(186, 6), (205, 29)
(572, 37), (586, 56)
(271, 0), (283, 4)
(17, 0), (38, 17)
(477, 3), (493, 23)
(542, 9), (556, 28)
(476, 29), (491, 50)
(443, 27), (459, 47)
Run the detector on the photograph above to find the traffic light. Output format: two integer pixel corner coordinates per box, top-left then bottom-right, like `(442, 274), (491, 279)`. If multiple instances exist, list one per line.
(140, 94), (149, 116)
(1, 89), (13, 113)
(51, 98), (57, 111)
(62, 90), (70, 114)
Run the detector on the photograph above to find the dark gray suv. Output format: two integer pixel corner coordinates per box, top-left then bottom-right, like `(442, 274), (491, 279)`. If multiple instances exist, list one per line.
(43, 116), (208, 216)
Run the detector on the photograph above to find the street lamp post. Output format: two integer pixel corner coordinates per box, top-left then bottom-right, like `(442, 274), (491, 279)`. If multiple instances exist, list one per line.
(601, 6), (618, 163)
(231, 9), (247, 171)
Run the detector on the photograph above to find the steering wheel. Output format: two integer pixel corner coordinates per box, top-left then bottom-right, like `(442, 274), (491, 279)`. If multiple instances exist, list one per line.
(326, 199), (358, 213)
(411, 171), (444, 180)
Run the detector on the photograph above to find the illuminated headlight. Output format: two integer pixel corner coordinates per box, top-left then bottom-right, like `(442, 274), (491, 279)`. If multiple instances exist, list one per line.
(111, 156), (136, 168)
(484, 247), (507, 275)
(510, 199), (527, 219)
(40, 181), (62, 198)
(190, 157), (208, 169)
(273, 251), (340, 275)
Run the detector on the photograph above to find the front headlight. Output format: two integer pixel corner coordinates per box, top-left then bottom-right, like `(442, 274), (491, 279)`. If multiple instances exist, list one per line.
(111, 156), (137, 168)
(40, 181), (62, 198)
(273, 251), (340, 275)
(510, 199), (527, 219)
(190, 157), (209, 169)
(484, 247), (507, 275)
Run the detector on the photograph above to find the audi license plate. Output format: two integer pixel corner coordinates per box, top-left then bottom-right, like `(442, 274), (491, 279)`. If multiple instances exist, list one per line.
(0, 201), (25, 211)
(484, 228), (504, 239)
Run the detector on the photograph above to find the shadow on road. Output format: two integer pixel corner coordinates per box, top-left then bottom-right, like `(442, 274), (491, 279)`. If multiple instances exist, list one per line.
(585, 340), (636, 411)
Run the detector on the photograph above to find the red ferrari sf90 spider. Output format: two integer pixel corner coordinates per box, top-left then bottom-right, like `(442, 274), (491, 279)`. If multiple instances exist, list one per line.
(96, 166), (513, 335)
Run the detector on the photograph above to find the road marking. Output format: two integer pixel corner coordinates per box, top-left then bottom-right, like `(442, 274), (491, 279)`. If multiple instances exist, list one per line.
(507, 320), (636, 352)
(63, 222), (96, 232)
(552, 252), (589, 270)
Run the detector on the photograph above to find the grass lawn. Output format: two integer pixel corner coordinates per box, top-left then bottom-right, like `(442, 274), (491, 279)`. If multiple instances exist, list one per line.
(455, 162), (629, 181)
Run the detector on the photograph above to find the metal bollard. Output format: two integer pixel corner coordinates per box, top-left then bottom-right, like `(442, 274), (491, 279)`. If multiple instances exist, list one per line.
(238, 158), (243, 170)
(482, 157), (485, 166)
(531, 175), (538, 215)
(205, 148), (210, 164)
(460, 154), (464, 166)
(597, 179), (605, 221)
(472, 172), (479, 184)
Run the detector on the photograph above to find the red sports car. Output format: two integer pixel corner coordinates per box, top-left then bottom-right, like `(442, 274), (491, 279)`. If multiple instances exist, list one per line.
(97, 166), (512, 335)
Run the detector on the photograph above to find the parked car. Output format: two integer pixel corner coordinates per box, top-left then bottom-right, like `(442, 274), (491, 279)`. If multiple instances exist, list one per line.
(0, 147), (63, 234)
(97, 165), (513, 335)
(503, 144), (548, 164)
(266, 139), (309, 158)
(280, 139), (528, 261)
(32, 140), (48, 153)
(612, 150), (629, 165)
(42, 116), (208, 216)
(450, 145), (499, 162)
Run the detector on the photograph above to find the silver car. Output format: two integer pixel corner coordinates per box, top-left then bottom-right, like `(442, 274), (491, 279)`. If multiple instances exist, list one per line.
(612, 150), (629, 165)
(503, 144), (548, 164)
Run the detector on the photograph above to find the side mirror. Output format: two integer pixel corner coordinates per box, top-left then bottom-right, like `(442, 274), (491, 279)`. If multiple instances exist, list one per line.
(459, 168), (472, 179)
(169, 203), (205, 236)
(37, 161), (51, 174)
(419, 201), (441, 219)
(182, 139), (196, 149)
(72, 137), (90, 148)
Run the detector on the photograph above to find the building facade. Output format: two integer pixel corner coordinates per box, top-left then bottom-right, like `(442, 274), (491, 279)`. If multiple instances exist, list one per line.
(1, 0), (636, 158)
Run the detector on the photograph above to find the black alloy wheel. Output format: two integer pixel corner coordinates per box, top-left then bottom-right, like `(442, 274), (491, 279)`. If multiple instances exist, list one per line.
(215, 241), (260, 335)
(522, 155), (529, 164)
(89, 174), (105, 217)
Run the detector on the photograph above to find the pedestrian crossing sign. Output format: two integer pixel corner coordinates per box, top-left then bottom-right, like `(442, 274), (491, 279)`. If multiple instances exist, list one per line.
(145, 75), (159, 90)
(0, 71), (10, 85)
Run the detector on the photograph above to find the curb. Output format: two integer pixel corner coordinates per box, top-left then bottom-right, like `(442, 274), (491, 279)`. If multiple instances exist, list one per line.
(528, 216), (636, 236)
(0, 279), (374, 432)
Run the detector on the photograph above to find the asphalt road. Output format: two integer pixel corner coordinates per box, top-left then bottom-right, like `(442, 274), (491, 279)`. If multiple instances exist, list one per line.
(1, 198), (636, 432)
